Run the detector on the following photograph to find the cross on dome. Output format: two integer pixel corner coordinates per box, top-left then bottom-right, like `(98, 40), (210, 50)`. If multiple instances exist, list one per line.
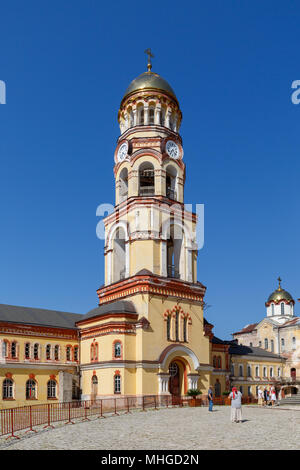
(144, 48), (154, 72)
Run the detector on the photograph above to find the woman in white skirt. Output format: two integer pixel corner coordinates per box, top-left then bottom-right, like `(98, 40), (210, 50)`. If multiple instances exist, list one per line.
(270, 386), (277, 406)
(229, 387), (242, 423)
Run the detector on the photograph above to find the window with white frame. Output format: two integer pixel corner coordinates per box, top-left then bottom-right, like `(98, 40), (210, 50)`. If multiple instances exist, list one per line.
(47, 380), (57, 398)
(25, 343), (30, 359)
(114, 374), (121, 394)
(3, 378), (14, 399)
(26, 379), (37, 399)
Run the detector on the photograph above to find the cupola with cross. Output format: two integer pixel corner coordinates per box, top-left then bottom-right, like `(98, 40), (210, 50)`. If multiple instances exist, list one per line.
(265, 277), (295, 322)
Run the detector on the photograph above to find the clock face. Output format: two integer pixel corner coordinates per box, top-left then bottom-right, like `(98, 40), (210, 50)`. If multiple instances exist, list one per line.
(166, 140), (180, 159)
(117, 142), (128, 162)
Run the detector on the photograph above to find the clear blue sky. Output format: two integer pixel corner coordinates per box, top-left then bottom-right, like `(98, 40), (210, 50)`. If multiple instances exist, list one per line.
(0, 1), (299, 339)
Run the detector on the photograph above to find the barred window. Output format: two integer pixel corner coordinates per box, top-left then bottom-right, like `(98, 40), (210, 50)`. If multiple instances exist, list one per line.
(54, 345), (59, 361)
(46, 344), (51, 360)
(175, 311), (179, 342)
(3, 378), (13, 399)
(2, 341), (8, 358)
(34, 343), (39, 360)
(183, 317), (187, 342)
(25, 343), (30, 359)
(66, 346), (71, 361)
(26, 379), (36, 399)
(114, 342), (121, 358)
(11, 342), (17, 358)
(74, 346), (79, 361)
(114, 375), (121, 394)
(47, 380), (56, 398)
(167, 315), (171, 341)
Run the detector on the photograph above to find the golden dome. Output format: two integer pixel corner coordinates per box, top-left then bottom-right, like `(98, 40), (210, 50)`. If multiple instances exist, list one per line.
(267, 278), (294, 303)
(122, 71), (177, 102)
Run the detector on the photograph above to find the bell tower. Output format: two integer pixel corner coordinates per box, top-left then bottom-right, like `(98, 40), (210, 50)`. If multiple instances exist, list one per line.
(78, 53), (210, 400)
(103, 52), (199, 287)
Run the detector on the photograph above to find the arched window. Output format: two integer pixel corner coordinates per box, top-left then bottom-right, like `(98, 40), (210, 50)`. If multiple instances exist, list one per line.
(277, 367), (281, 377)
(2, 340), (8, 358)
(166, 165), (177, 200)
(139, 162), (155, 196)
(54, 345), (59, 361)
(11, 341), (17, 358)
(230, 364), (235, 376)
(34, 343), (39, 360)
(114, 342), (121, 358)
(255, 366), (259, 377)
(47, 380), (56, 399)
(25, 343), (30, 359)
(167, 315), (171, 341)
(112, 227), (126, 282)
(3, 378), (14, 399)
(183, 317), (187, 342)
(270, 367), (273, 378)
(271, 303), (275, 315)
(46, 344), (51, 360)
(149, 106), (155, 124)
(239, 365), (243, 377)
(73, 346), (79, 362)
(292, 337), (296, 350)
(213, 356), (217, 368)
(217, 357), (222, 369)
(175, 311), (179, 342)
(119, 168), (128, 203)
(114, 374), (121, 394)
(91, 342), (99, 362)
(281, 302), (285, 315)
(281, 338), (285, 351)
(167, 225), (183, 279)
(137, 105), (144, 125)
(247, 365), (251, 377)
(271, 339), (274, 352)
(291, 368), (296, 379)
(66, 346), (71, 361)
(26, 379), (36, 399)
(263, 367), (267, 377)
(264, 338), (268, 350)
(160, 106), (166, 126)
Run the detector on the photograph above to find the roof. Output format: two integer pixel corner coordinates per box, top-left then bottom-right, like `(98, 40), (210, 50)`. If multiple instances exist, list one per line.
(232, 323), (258, 335)
(212, 336), (283, 359)
(78, 300), (137, 323)
(122, 71), (177, 102)
(0, 304), (83, 329)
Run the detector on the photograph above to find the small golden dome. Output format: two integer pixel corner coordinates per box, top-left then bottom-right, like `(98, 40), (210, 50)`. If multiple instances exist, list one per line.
(267, 278), (294, 303)
(122, 71), (177, 102)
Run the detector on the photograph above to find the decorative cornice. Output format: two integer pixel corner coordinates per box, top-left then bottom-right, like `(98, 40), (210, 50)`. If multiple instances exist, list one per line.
(97, 273), (206, 305)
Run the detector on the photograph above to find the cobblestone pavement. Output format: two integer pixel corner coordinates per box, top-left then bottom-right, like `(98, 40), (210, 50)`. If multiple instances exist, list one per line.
(1, 405), (300, 450)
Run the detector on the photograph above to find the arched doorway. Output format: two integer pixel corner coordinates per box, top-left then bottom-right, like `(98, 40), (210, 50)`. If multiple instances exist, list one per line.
(168, 359), (187, 398)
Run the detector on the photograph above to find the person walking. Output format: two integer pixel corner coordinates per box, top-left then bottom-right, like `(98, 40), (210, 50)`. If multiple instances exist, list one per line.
(270, 386), (276, 406)
(208, 385), (214, 412)
(229, 387), (242, 423)
(257, 387), (264, 407)
(263, 387), (268, 406)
